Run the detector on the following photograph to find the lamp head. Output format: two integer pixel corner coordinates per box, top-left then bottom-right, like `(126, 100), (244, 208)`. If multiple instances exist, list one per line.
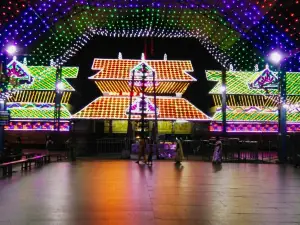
(56, 82), (64, 91)
(220, 85), (226, 93)
(6, 45), (17, 55)
(269, 51), (283, 65)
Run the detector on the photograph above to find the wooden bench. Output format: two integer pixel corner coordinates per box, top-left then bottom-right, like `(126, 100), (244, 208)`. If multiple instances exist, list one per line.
(45, 153), (65, 163)
(0, 159), (28, 176)
(23, 153), (36, 159)
(22, 155), (46, 170)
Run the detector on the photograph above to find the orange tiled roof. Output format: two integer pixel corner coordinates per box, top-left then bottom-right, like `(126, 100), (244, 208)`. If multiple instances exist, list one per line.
(72, 96), (210, 121)
(90, 59), (196, 81)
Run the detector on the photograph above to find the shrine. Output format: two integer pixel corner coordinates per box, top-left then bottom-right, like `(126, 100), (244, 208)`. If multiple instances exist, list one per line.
(72, 54), (211, 136)
(207, 65), (300, 133)
(3, 57), (79, 131)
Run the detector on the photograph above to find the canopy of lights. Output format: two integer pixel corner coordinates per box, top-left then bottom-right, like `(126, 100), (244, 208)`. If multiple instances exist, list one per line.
(0, 0), (299, 71)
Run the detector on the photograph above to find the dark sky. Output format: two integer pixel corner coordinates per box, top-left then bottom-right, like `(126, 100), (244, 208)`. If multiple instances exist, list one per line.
(67, 37), (222, 116)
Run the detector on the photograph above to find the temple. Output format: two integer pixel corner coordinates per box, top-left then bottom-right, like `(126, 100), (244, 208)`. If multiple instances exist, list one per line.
(206, 65), (300, 133)
(4, 57), (79, 131)
(73, 55), (211, 135)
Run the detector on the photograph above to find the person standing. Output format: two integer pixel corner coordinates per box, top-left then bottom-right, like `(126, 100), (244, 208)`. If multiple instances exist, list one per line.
(66, 137), (76, 161)
(136, 138), (146, 164)
(147, 142), (153, 166)
(175, 137), (184, 164)
(212, 136), (222, 164)
(46, 135), (54, 154)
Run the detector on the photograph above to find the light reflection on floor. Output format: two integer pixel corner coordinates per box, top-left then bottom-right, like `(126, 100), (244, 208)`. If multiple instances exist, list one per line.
(0, 160), (300, 225)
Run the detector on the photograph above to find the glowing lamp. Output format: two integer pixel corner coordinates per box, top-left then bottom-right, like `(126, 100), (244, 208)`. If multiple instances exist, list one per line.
(269, 51), (283, 65)
(220, 85), (226, 93)
(56, 82), (64, 91)
(6, 45), (17, 55)
(283, 104), (289, 109)
(176, 119), (188, 123)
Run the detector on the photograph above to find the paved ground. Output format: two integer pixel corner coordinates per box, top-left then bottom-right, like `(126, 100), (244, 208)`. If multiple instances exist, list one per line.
(1, 160), (300, 225)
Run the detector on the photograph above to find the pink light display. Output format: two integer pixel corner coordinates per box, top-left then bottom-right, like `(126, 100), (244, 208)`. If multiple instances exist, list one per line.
(210, 122), (300, 133)
(5, 121), (70, 131)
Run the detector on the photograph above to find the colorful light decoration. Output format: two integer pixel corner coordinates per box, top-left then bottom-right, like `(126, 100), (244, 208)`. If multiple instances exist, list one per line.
(0, 1), (299, 71)
(7, 103), (71, 119)
(4, 121), (70, 132)
(210, 122), (300, 133)
(73, 96), (211, 121)
(73, 57), (211, 122)
(207, 66), (300, 133)
(2, 58), (79, 131)
(126, 96), (158, 116)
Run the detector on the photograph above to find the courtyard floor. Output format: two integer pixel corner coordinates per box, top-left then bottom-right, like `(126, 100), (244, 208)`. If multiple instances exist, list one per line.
(1, 160), (300, 225)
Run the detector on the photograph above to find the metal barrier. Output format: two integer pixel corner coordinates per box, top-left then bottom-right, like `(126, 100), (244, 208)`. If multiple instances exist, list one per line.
(182, 139), (279, 163)
(131, 143), (175, 159)
(91, 136), (300, 164)
(96, 138), (126, 154)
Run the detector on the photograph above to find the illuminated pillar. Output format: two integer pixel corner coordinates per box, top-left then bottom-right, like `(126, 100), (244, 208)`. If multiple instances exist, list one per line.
(109, 120), (113, 135)
(54, 66), (62, 132)
(126, 70), (135, 152)
(0, 52), (7, 153)
(172, 121), (175, 135)
(152, 71), (158, 143)
(140, 64), (146, 139)
(221, 69), (227, 134)
(278, 69), (287, 162)
(0, 99), (5, 153)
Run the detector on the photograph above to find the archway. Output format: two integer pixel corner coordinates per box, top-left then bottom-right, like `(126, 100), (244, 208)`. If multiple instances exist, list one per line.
(0, 1), (299, 71)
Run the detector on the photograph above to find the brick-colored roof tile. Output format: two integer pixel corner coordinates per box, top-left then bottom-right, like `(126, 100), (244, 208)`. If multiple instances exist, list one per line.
(73, 96), (210, 121)
(91, 59), (195, 81)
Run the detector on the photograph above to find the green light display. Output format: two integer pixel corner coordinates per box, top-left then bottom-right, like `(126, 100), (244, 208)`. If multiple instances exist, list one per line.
(212, 107), (300, 122)
(206, 70), (300, 95)
(7, 103), (71, 119)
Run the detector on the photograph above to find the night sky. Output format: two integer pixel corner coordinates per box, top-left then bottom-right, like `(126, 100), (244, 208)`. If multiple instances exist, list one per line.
(67, 37), (222, 116)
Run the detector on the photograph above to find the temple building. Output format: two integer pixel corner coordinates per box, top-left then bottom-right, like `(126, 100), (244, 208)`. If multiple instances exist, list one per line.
(206, 65), (300, 133)
(72, 54), (211, 135)
(4, 57), (79, 131)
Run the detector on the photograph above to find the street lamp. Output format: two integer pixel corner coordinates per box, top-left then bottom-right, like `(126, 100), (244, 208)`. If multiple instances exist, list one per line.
(268, 50), (287, 163)
(6, 45), (17, 56)
(0, 45), (18, 153)
(220, 85), (226, 94)
(56, 81), (64, 93)
(221, 70), (227, 134)
(269, 51), (283, 65)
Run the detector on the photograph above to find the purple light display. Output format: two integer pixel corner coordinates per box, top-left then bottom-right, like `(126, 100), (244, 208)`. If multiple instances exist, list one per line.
(0, 1), (298, 72)
(210, 122), (300, 133)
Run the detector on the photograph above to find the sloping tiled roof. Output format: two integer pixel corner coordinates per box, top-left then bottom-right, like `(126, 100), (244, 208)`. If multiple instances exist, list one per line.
(212, 106), (300, 122)
(94, 80), (190, 94)
(26, 66), (79, 91)
(90, 59), (196, 81)
(7, 103), (71, 119)
(72, 96), (210, 121)
(206, 70), (300, 95)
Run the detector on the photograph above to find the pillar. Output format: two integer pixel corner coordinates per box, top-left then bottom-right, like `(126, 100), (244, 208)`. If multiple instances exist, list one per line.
(278, 69), (287, 162)
(221, 69), (227, 135)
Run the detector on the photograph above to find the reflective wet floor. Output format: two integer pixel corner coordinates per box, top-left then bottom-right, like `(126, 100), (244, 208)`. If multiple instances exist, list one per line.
(1, 160), (300, 225)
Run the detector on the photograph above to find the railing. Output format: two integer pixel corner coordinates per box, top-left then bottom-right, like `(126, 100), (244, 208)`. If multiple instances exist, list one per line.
(182, 139), (278, 163)
(92, 137), (300, 164)
(96, 138), (126, 154)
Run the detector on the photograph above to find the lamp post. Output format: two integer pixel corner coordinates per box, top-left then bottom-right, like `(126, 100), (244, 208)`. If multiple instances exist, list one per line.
(54, 66), (63, 132)
(221, 69), (227, 135)
(269, 51), (287, 163)
(0, 45), (18, 153)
